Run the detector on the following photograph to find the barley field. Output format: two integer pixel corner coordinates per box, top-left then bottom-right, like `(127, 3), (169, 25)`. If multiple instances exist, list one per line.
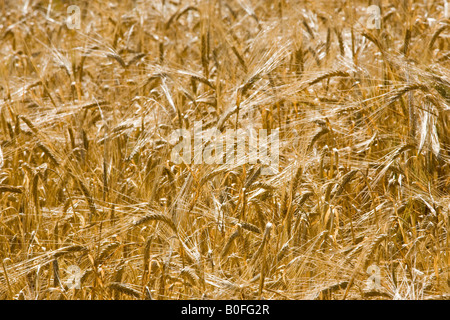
(0, 0), (449, 300)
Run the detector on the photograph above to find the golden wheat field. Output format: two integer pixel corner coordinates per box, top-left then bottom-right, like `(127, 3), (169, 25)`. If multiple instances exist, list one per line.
(0, 0), (449, 301)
